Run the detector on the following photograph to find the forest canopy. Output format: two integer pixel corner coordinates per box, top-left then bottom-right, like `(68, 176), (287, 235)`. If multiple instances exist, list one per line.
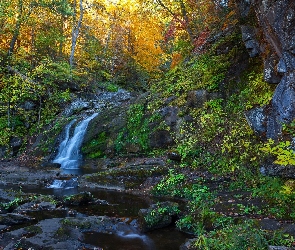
(0, 0), (237, 147)
(0, 0), (236, 74)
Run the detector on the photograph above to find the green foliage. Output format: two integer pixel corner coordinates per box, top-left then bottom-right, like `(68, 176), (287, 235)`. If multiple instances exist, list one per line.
(82, 132), (107, 158)
(240, 72), (275, 109)
(31, 60), (78, 86)
(61, 218), (91, 229)
(253, 177), (295, 219)
(175, 183), (217, 234)
(143, 202), (180, 227)
(191, 220), (294, 250)
(1, 197), (23, 211)
(151, 31), (241, 105)
(115, 104), (150, 153)
(152, 52), (229, 102)
(260, 139), (295, 166)
(152, 169), (186, 197)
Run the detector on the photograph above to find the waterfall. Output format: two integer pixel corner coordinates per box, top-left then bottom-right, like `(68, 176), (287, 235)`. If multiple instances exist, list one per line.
(53, 113), (98, 169)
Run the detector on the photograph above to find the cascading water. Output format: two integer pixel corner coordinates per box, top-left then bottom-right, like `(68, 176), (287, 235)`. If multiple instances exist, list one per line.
(53, 113), (98, 171)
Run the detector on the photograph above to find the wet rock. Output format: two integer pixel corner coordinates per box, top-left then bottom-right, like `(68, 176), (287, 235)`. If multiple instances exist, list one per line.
(41, 162), (61, 168)
(242, 0), (295, 140)
(272, 72), (295, 125)
(14, 201), (57, 213)
(0, 217), (86, 250)
(63, 99), (91, 116)
(138, 201), (179, 233)
(241, 25), (261, 57)
(159, 106), (179, 127)
(63, 191), (94, 206)
(82, 106), (128, 157)
(164, 96), (177, 105)
(1, 215), (143, 249)
(0, 146), (7, 158)
(179, 238), (197, 250)
(0, 213), (36, 226)
(245, 72), (295, 140)
(20, 101), (36, 111)
(143, 158), (165, 166)
(47, 178), (79, 189)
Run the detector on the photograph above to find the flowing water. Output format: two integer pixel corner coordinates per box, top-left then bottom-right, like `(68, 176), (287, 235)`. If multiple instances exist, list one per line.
(17, 184), (189, 250)
(2, 114), (190, 249)
(53, 113), (98, 173)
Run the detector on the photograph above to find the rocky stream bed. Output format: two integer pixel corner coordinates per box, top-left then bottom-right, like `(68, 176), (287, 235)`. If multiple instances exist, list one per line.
(1, 158), (295, 250)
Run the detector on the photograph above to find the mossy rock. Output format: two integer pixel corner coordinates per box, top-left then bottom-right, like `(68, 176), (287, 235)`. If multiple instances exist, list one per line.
(82, 106), (128, 158)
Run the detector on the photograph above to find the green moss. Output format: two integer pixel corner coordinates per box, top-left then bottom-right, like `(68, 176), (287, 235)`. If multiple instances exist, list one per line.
(87, 165), (168, 189)
(25, 225), (43, 235)
(115, 104), (150, 154)
(61, 218), (91, 229)
(82, 131), (107, 158)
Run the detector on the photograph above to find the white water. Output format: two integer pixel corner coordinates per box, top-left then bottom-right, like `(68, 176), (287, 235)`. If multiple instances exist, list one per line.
(47, 178), (78, 189)
(53, 113), (98, 169)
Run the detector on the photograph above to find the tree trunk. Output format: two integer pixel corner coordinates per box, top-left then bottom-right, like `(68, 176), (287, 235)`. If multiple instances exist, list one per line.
(69, 0), (84, 68)
(7, 0), (23, 57)
(179, 0), (194, 44)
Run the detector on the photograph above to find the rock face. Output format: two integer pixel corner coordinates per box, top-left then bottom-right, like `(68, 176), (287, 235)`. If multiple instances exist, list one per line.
(242, 0), (295, 140)
(241, 25), (261, 57)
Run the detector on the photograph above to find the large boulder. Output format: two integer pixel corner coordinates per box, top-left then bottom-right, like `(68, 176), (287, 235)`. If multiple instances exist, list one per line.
(137, 201), (179, 233)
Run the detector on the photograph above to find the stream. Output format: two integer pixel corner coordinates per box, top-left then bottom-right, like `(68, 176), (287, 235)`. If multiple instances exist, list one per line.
(0, 113), (189, 249)
(3, 181), (189, 250)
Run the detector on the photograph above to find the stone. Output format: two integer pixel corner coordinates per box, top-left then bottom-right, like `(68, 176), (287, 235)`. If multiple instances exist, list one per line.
(9, 137), (22, 156)
(159, 106), (179, 127)
(240, 25), (261, 57)
(244, 107), (267, 135)
(179, 238), (197, 250)
(63, 191), (93, 206)
(137, 202), (179, 233)
(245, 71), (295, 140)
(0, 213), (36, 225)
(41, 162), (61, 168)
(280, 52), (295, 72)
(272, 72), (295, 124)
(260, 163), (295, 179)
(264, 53), (282, 83)
(20, 101), (36, 111)
(149, 130), (174, 149)
(167, 151), (182, 161)
(237, 0), (251, 17)
(268, 246), (295, 250)
(187, 90), (222, 108)
(187, 90), (208, 108)
(0, 146), (7, 158)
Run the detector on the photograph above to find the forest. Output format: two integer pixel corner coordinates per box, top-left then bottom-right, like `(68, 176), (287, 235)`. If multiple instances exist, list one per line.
(1, 0), (295, 249)
(0, 0), (235, 141)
